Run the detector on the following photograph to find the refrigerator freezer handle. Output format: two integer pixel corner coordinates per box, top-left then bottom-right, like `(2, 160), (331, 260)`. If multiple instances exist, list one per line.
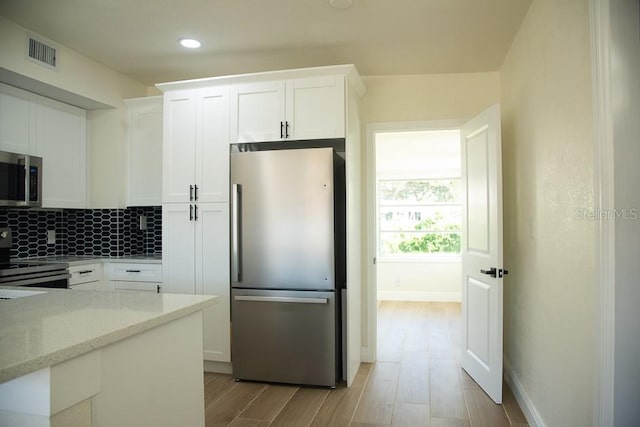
(234, 296), (328, 304)
(231, 184), (242, 282)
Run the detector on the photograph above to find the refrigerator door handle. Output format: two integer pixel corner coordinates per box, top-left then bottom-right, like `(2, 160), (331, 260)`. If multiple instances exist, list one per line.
(231, 183), (242, 282)
(234, 295), (328, 304)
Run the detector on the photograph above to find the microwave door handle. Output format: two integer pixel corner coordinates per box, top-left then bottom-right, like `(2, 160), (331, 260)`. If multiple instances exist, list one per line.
(17, 155), (28, 205)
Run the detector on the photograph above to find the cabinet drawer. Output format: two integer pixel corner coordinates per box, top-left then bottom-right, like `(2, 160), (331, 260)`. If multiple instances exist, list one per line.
(69, 263), (103, 286)
(113, 280), (161, 293)
(111, 263), (162, 282)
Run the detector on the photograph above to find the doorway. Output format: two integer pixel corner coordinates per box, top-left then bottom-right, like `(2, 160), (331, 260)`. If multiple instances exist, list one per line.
(364, 120), (464, 363)
(365, 106), (505, 404)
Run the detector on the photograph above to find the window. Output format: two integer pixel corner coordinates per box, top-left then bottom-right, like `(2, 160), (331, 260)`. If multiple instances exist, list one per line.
(378, 178), (461, 256)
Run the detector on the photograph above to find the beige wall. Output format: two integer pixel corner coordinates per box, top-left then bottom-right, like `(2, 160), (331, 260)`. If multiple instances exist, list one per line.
(0, 16), (149, 207)
(377, 261), (461, 301)
(500, 0), (594, 425)
(362, 72), (500, 124)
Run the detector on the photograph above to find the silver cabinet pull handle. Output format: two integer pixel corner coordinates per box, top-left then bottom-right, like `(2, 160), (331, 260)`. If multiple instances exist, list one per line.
(234, 296), (328, 304)
(231, 184), (242, 282)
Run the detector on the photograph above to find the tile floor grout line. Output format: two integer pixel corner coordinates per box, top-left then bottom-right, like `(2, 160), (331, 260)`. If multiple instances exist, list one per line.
(204, 380), (239, 412)
(225, 383), (268, 426)
(304, 388), (331, 427)
(346, 365), (374, 427)
(263, 385), (300, 426)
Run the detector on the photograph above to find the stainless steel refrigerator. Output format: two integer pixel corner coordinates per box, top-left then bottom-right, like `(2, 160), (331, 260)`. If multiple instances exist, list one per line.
(230, 145), (346, 387)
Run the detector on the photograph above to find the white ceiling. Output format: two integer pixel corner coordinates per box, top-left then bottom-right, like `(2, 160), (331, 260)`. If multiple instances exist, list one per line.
(0, 0), (531, 86)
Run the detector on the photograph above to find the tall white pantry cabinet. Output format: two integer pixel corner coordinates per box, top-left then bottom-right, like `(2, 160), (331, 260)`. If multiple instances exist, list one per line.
(158, 65), (366, 379)
(161, 86), (231, 365)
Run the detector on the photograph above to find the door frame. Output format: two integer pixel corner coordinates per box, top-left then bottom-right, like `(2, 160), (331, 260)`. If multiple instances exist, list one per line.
(590, 0), (615, 422)
(364, 119), (464, 362)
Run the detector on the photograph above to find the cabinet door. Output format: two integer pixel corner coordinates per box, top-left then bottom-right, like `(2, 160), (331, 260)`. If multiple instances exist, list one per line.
(127, 97), (163, 206)
(286, 76), (345, 140)
(35, 98), (87, 208)
(0, 83), (34, 154)
(230, 81), (285, 143)
(162, 204), (196, 294)
(196, 87), (230, 203)
(163, 90), (197, 203)
(196, 203), (231, 362)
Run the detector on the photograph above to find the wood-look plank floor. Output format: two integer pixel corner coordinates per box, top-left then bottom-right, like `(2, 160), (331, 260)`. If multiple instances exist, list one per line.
(204, 301), (528, 427)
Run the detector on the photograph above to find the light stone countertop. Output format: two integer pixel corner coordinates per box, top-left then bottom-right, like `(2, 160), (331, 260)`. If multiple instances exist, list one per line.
(0, 288), (216, 384)
(24, 255), (162, 265)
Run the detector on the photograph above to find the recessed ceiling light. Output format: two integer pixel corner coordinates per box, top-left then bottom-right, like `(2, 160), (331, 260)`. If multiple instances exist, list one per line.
(179, 38), (202, 49)
(329, 0), (353, 9)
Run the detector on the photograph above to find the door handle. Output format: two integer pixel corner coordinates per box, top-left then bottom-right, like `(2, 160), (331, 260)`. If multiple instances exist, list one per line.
(231, 184), (242, 282)
(480, 267), (497, 278)
(280, 121), (284, 139)
(285, 121), (290, 138)
(194, 185), (198, 201)
(190, 185), (194, 201)
(189, 204), (193, 221)
(234, 296), (328, 304)
(194, 204), (198, 221)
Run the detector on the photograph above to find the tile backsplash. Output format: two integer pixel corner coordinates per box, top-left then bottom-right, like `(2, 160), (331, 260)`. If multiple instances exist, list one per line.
(0, 206), (162, 259)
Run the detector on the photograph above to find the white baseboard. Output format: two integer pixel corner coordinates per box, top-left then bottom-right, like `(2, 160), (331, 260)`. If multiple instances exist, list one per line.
(377, 291), (461, 302)
(203, 360), (232, 374)
(504, 358), (546, 427)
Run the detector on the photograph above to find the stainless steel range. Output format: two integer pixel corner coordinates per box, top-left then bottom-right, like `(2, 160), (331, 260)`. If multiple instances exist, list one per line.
(0, 227), (70, 288)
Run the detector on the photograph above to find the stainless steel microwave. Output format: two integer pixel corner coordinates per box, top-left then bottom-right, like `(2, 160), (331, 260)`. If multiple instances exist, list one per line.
(0, 151), (42, 207)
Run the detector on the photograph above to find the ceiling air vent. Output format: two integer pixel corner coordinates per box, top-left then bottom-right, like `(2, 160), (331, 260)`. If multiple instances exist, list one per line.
(25, 34), (58, 70)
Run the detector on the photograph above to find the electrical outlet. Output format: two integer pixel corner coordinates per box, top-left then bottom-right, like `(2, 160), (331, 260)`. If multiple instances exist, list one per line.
(139, 215), (147, 231)
(47, 230), (56, 245)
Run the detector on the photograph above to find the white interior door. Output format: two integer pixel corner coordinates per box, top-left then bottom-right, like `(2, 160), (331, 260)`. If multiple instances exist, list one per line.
(460, 104), (504, 404)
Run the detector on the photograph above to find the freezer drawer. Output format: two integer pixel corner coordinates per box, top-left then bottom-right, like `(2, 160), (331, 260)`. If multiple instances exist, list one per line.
(231, 288), (336, 387)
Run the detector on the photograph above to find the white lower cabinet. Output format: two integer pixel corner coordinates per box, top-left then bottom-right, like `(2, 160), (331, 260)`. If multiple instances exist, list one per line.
(163, 202), (230, 362)
(108, 263), (162, 293)
(69, 263), (104, 290)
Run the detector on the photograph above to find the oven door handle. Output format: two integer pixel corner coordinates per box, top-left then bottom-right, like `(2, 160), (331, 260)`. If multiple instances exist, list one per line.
(8, 273), (71, 288)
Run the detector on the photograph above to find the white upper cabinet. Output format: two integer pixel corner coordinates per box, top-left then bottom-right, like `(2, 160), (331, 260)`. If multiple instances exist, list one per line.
(197, 87), (231, 203)
(0, 83), (34, 154)
(163, 86), (230, 203)
(230, 81), (285, 143)
(285, 76), (345, 140)
(230, 75), (345, 143)
(34, 97), (87, 209)
(0, 83), (87, 208)
(125, 96), (163, 207)
(163, 89), (197, 203)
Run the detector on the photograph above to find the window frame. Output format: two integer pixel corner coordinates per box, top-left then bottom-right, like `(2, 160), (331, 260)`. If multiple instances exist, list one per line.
(376, 176), (463, 262)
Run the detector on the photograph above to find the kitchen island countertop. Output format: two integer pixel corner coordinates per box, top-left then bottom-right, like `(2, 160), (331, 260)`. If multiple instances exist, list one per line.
(0, 288), (215, 384)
